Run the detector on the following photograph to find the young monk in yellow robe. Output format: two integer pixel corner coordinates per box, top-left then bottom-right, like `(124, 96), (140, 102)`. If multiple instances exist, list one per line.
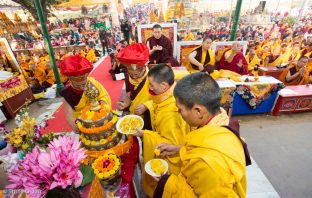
(154, 73), (247, 198)
(264, 47), (283, 67)
(86, 46), (97, 63)
(30, 63), (46, 86)
(183, 29), (195, 41)
(288, 42), (302, 62)
(186, 37), (215, 73)
(303, 44), (312, 71)
(133, 64), (190, 197)
(245, 46), (261, 72)
(280, 43), (292, 64)
(279, 56), (311, 85)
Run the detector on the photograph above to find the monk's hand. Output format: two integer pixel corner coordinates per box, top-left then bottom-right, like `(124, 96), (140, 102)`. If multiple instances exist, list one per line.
(198, 63), (204, 71)
(152, 45), (158, 52)
(133, 129), (144, 137)
(237, 59), (243, 68)
(117, 99), (130, 110)
(156, 143), (181, 157)
(299, 67), (306, 77)
(157, 45), (163, 51)
(134, 104), (147, 115)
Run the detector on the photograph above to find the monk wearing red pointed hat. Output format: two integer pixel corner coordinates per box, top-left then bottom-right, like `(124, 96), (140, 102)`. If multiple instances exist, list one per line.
(59, 54), (111, 123)
(116, 43), (151, 116)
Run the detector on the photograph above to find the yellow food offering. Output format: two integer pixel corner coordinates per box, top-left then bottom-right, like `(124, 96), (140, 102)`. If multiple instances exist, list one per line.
(119, 116), (143, 134)
(150, 159), (166, 176)
(154, 148), (160, 156)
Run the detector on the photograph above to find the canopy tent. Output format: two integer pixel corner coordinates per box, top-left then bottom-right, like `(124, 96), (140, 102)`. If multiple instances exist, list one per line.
(56, 0), (110, 7)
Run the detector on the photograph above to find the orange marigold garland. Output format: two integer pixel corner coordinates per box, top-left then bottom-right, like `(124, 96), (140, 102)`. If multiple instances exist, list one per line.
(77, 116), (118, 134)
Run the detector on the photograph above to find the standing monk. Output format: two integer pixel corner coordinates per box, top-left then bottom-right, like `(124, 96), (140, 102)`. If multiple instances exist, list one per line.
(59, 55), (111, 129)
(133, 64), (190, 197)
(219, 42), (249, 75)
(154, 73), (247, 197)
(146, 24), (180, 66)
(116, 43), (152, 128)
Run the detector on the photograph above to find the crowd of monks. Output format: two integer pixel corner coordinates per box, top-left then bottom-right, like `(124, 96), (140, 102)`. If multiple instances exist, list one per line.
(186, 33), (312, 85)
(15, 45), (99, 94)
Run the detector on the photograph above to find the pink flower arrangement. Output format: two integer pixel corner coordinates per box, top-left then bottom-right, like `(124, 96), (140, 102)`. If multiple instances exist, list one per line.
(7, 136), (86, 198)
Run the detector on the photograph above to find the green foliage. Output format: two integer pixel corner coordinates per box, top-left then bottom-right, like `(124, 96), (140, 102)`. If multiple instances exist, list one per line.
(282, 16), (296, 26)
(79, 164), (95, 187)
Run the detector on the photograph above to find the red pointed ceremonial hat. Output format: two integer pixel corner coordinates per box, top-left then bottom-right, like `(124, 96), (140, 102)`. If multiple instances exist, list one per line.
(116, 43), (149, 68)
(59, 55), (93, 77)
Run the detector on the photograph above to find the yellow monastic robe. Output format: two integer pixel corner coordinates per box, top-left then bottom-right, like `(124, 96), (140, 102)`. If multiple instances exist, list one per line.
(73, 77), (111, 118)
(19, 62), (29, 71)
(184, 32), (195, 41)
(45, 69), (55, 85)
(86, 49), (97, 63)
(267, 55), (283, 67)
(46, 69), (68, 85)
(80, 50), (86, 58)
(304, 51), (312, 71)
(143, 85), (190, 197)
(129, 78), (150, 114)
(163, 114), (246, 197)
(245, 53), (261, 71)
(33, 67), (46, 85)
(280, 49), (292, 64)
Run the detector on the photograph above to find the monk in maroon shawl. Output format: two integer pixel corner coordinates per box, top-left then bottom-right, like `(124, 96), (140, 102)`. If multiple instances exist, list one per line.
(218, 42), (249, 75)
(146, 24), (180, 66)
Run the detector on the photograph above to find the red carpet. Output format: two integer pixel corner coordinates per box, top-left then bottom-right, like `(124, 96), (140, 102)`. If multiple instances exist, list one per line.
(42, 56), (124, 134)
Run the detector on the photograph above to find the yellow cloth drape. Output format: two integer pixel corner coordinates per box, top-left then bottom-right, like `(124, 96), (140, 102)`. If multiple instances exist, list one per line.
(163, 124), (246, 197)
(142, 86), (190, 197)
(73, 77), (111, 118)
(245, 53), (261, 71)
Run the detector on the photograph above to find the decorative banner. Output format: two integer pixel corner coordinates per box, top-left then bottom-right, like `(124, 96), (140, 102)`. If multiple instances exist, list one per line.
(0, 75), (29, 102)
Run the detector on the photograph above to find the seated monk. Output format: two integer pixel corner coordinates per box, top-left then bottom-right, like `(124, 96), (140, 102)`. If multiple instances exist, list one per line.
(183, 29), (195, 41)
(218, 42), (249, 75)
(146, 24), (179, 66)
(245, 45), (261, 72)
(280, 43), (292, 64)
(28, 62), (45, 94)
(85, 46), (97, 63)
(187, 37), (216, 73)
(288, 42), (302, 62)
(264, 47), (283, 67)
(302, 43), (312, 71)
(279, 56), (312, 85)
(215, 45), (229, 64)
(59, 55), (111, 129)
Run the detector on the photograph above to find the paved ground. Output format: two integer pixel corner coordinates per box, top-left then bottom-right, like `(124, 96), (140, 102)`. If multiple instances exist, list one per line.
(237, 112), (312, 198)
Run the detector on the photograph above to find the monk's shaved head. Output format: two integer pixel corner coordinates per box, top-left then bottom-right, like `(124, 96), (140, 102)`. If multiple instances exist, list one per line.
(174, 72), (221, 115)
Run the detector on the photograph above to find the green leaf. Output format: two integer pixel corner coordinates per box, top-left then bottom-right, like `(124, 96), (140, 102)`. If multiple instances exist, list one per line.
(79, 164), (95, 187)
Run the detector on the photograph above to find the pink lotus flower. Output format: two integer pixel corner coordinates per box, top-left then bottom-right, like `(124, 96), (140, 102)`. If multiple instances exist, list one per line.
(7, 136), (87, 197)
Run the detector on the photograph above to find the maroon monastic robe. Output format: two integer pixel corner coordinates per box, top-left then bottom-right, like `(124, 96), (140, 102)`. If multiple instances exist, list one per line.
(218, 50), (249, 75)
(147, 35), (180, 66)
